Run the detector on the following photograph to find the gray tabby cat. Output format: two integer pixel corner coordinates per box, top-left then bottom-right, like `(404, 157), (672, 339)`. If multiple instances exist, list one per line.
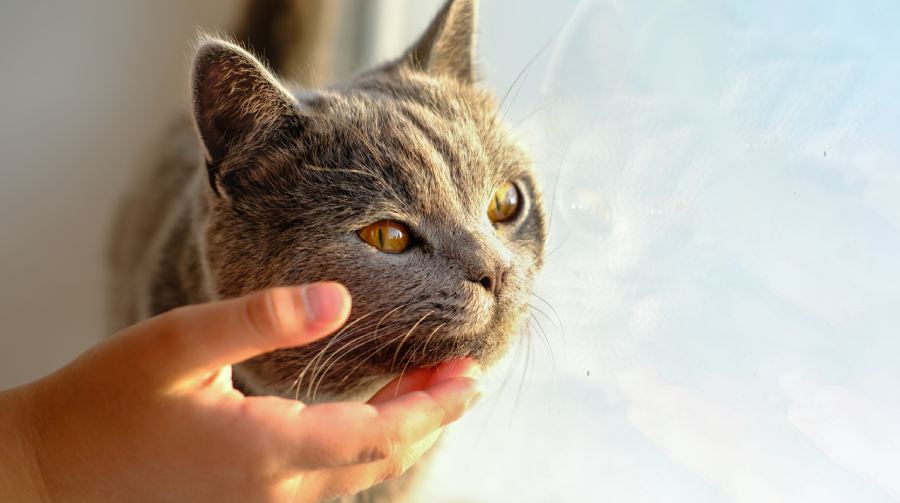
(109, 0), (546, 500)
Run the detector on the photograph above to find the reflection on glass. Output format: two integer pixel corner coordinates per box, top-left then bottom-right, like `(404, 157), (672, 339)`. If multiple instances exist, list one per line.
(429, 1), (900, 502)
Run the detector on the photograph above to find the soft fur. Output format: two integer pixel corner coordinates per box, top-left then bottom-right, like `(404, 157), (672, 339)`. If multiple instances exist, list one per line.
(109, 0), (546, 500)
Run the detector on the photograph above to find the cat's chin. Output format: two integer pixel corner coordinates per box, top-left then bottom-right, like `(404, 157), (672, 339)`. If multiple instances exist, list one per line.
(233, 326), (514, 402)
(233, 302), (529, 402)
(366, 320), (518, 376)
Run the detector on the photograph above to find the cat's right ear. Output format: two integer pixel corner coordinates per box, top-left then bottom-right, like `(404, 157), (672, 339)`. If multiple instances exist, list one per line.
(402, 0), (477, 83)
(191, 38), (296, 178)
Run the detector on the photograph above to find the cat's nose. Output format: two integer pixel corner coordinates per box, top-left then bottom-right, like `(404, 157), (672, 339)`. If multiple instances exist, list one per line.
(474, 265), (508, 296)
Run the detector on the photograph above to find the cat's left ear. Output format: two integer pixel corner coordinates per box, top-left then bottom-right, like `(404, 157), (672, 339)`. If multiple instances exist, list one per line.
(402, 0), (477, 83)
(191, 38), (297, 167)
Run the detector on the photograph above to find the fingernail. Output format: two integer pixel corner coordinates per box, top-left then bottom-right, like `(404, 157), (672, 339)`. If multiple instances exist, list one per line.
(463, 364), (482, 379)
(465, 390), (484, 410)
(300, 283), (348, 324)
(436, 358), (481, 380)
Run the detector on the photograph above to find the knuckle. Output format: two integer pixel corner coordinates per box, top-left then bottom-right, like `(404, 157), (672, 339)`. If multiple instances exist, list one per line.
(380, 433), (403, 460)
(361, 435), (398, 464)
(379, 458), (412, 483)
(355, 424), (405, 465)
(243, 290), (282, 337)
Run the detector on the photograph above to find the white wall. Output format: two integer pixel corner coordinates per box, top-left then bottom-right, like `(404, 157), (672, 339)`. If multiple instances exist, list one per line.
(0, 1), (250, 387)
(0, 0), (370, 389)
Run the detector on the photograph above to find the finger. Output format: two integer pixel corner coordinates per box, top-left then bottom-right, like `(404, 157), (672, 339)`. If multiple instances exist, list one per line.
(310, 429), (443, 502)
(367, 358), (480, 404)
(245, 375), (480, 471)
(113, 283), (350, 384)
(295, 376), (478, 468)
(427, 358), (481, 385)
(367, 368), (435, 404)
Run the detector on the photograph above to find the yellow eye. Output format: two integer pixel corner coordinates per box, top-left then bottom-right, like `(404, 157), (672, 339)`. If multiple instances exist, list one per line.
(357, 220), (410, 253)
(487, 182), (520, 222)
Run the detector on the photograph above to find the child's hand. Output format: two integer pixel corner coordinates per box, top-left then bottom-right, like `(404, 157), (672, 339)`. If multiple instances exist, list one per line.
(0, 284), (481, 502)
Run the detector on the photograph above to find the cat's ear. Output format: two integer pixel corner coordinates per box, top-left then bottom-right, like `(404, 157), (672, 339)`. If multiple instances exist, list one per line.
(191, 38), (296, 166)
(402, 0), (477, 83)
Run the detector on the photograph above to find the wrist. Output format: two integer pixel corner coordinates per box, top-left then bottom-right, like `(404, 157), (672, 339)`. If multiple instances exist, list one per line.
(0, 386), (49, 502)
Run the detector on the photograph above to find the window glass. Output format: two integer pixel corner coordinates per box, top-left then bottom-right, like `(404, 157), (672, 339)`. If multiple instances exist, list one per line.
(399, 1), (900, 501)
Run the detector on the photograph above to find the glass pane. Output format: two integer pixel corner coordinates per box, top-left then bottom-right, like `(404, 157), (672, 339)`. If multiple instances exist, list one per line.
(422, 1), (900, 501)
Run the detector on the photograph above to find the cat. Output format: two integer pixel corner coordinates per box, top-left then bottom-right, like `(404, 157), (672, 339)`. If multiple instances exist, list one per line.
(108, 0), (547, 500)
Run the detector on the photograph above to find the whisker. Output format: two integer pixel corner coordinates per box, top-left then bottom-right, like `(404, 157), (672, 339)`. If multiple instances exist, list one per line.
(510, 323), (536, 425)
(529, 311), (557, 392)
(530, 293), (564, 336)
(390, 311), (433, 371)
(303, 163), (379, 179)
(391, 320), (446, 398)
(332, 316), (423, 391)
(493, 23), (565, 127)
(544, 228), (574, 260)
(504, 97), (560, 137)
(414, 322), (445, 365)
(289, 308), (388, 400)
(472, 322), (529, 443)
(309, 318), (411, 399)
(303, 304), (406, 396)
(546, 136), (572, 233)
(528, 298), (563, 332)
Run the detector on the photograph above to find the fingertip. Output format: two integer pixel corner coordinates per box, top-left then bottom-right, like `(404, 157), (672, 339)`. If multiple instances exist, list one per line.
(368, 367), (435, 404)
(429, 358), (481, 386)
(245, 284), (351, 348)
(465, 388), (484, 410)
(441, 375), (482, 398)
(445, 376), (484, 414)
(416, 376), (483, 425)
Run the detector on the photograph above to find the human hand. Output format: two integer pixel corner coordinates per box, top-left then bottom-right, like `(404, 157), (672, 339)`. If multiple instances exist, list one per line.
(0, 284), (481, 502)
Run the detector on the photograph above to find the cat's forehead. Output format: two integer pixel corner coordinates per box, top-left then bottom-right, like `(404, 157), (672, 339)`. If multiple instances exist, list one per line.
(296, 76), (528, 220)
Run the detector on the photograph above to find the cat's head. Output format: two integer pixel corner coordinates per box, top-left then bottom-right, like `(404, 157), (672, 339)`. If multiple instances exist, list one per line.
(190, 0), (546, 399)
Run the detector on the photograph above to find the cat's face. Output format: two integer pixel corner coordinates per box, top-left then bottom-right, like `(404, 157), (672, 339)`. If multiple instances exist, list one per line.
(191, 0), (546, 399)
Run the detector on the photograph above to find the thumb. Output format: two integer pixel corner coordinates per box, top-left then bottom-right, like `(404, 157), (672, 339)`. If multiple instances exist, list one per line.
(111, 283), (351, 386)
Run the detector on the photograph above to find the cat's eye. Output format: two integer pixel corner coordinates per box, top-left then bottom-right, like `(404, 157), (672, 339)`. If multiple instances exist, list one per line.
(487, 182), (521, 223)
(357, 220), (410, 253)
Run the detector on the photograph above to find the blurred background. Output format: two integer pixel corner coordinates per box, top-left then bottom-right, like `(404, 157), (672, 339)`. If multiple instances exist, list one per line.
(2, 1), (899, 501)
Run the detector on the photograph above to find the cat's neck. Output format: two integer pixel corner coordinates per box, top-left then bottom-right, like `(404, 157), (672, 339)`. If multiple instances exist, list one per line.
(139, 173), (215, 320)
